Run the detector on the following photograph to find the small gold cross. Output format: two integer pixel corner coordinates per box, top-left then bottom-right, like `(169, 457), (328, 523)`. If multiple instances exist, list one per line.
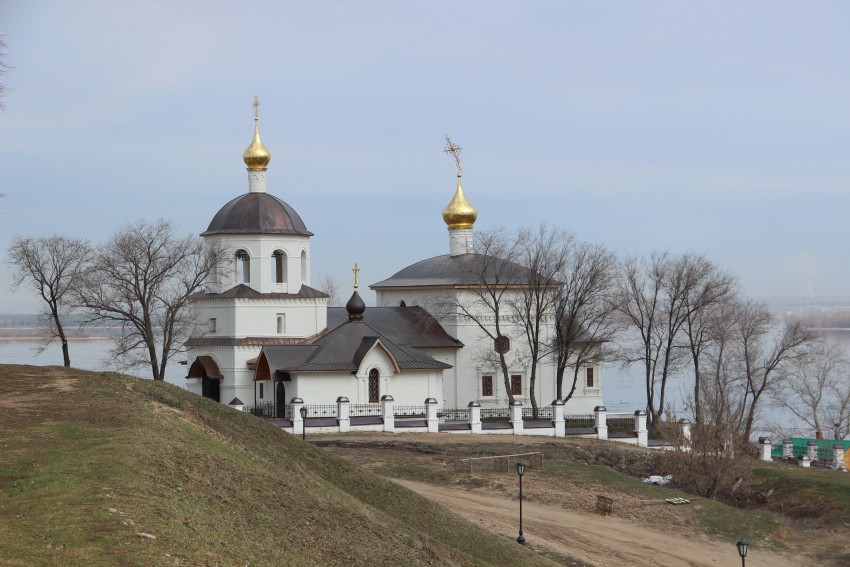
(443, 135), (463, 174)
(252, 96), (260, 120)
(352, 262), (360, 289)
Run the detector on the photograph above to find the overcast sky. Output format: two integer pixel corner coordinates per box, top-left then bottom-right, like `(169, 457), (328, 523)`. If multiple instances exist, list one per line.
(2, 1), (849, 313)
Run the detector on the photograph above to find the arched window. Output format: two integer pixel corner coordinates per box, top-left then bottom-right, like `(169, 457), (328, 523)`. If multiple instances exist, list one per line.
(399, 300), (406, 307)
(272, 250), (287, 284)
(300, 250), (307, 285)
(368, 368), (380, 403)
(276, 314), (285, 334)
(235, 250), (250, 284)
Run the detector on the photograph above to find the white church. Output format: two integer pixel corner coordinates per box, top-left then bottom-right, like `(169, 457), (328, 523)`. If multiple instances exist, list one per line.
(185, 101), (604, 415)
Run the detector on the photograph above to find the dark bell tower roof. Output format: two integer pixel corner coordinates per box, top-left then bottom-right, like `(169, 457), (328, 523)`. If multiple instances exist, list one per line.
(202, 193), (313, 237)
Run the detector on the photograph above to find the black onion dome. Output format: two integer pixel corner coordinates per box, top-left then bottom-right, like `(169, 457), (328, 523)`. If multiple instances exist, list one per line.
(202, 193), (313, 236)
(346, 290), (366, 320)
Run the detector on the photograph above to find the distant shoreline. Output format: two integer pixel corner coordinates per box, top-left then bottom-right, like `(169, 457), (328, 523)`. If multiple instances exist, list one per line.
(0, 327), (117, 340)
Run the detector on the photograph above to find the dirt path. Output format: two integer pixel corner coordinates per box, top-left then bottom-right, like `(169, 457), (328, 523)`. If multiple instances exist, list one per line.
(394, 479), (802, 567)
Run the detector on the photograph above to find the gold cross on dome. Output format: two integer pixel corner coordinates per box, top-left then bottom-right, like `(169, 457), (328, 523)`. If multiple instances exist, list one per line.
(352, 263), (360, 289)
(252, 96), (260, 119)
(443, 135), (463, 174)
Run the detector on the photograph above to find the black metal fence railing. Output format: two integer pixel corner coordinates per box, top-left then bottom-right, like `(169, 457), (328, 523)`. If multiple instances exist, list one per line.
(439, 408), (470, 423)
(564, 413), (595, 428)
(350, 403), (382, 417)
(607, 416), (635, 434)
(522, 406), (554, 420)
(247, 402), (290, 419)
(394, 405), (426, 418)
(480, 407), (510, 421)
(304, 405), (337, 419)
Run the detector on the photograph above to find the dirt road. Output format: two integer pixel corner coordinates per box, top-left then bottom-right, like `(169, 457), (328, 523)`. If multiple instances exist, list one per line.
(395, 479), (802, 567)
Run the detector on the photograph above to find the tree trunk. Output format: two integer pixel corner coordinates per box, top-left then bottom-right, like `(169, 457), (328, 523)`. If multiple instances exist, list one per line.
(51, 308), (71, 367)
(499, 352), (513, 405)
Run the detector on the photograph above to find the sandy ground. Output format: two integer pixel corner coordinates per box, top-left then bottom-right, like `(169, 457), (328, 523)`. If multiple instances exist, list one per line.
(395, 479), (803, 567)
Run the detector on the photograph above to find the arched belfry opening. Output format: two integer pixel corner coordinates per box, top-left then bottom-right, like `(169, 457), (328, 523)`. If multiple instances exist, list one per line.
(272, 250), (287, 284)
(188, 356), (223, 403)
(236, 249), (251, 284)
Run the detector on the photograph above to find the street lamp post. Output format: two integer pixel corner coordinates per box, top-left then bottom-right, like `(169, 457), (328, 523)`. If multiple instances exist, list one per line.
(516, 461), (526, 545)
(736, 539), (748, 567)
(299, 405), (308, 441)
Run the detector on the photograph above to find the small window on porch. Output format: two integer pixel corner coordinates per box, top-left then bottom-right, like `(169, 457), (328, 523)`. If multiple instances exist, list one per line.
(586, 368), (595, 388)
(259, 382), (264, 399)
(368, 368), (380, 403)
(276, 314), (285, 334)
(209, 318), (216, 333)
(481, 375), (494, 397)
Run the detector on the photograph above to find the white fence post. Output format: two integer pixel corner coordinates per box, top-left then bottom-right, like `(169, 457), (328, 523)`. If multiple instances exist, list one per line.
(337, 396), (351, 433)
(510, 400), (524, 435)
(594, 406), (608, 440)
(425, 398), (439, 433)
(679, 418), (691, 445)
(807, 440), (819, 462)
(381, 395), (395, 433)
(291, 397), (305, 436)
(468, 401), (482, 434)
(228, 397), (244, 412)
(759, 437), (772, 461)
(783, 439), (794, 459)
(635, 410), (648, 447)
(833, 443), (846, 471)
(553, 399), (565, 438)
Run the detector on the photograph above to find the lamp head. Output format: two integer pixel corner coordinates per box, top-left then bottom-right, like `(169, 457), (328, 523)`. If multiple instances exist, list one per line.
(736, 540), (748, 558)
(516, 461), (526, 477)
(299, 406), (308, 419)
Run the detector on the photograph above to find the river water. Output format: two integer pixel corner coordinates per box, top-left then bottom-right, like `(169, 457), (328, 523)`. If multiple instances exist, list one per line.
(0, 338), (186, 387)
(3, 333), (847, 438)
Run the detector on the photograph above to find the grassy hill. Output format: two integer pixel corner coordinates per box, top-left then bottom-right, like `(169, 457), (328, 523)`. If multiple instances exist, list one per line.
(0, 365), (558, 566)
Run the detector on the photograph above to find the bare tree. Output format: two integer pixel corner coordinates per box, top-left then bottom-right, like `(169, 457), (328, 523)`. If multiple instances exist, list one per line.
(0, 35), (8, 110)
(316, 273), (341, 307)
(773, 341), (849, 439)
(679, 260), (737, 424)
(77, 220), (223, 381)
(616, 253), (677, 426)
(451, 227), (524, 405)
(510, 225), (569, 416)
(7, 235), (92, 366)
(617, 253), (736, 426)
(551, 240), (619, 404)
(735, 300), (814, 440)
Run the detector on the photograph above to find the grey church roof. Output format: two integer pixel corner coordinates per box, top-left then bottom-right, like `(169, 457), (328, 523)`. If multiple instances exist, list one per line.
(259, 318), (452, 376)
(370, 253), (536, 289)
(202, 192), (313, 236)
(194, 283), (328, 300)
(326, 306), (462, 349)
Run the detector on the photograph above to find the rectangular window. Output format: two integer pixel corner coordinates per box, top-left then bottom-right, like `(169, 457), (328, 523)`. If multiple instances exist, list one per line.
(259, 383), (264, 399)
(209, 318), (216, 333)
(586, 368), (595, 388)
(276, 314), (285, 334)
(481, 375), (494, 397)
(510, 374), (522, 396)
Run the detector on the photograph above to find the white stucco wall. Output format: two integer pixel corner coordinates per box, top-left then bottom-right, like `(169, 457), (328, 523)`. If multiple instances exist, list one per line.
(375, 286), (604, 413)
(204, 234), (312, 294)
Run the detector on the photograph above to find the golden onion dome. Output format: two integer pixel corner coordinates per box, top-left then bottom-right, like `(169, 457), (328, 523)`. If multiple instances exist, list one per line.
(243, 97), (271, 170)
(442, 174), (477, 229)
